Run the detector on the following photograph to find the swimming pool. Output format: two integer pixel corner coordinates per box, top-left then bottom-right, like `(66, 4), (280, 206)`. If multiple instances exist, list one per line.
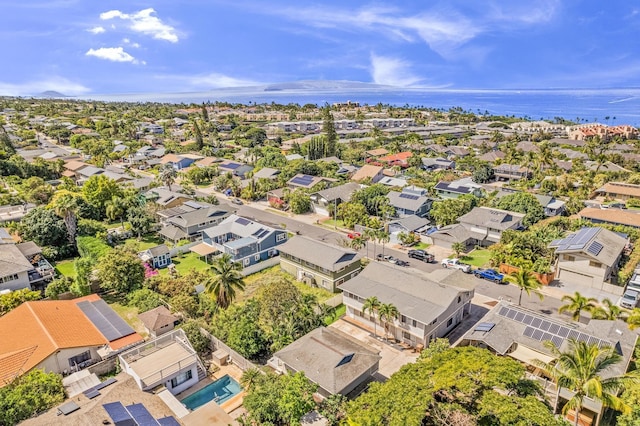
(181, 375), (242, 410)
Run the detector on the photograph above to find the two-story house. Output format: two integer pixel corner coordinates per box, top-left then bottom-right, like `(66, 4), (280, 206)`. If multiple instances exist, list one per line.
(310, 182), (361, 217)
(431, 207), (525, 249)
(386, 186), (433, 218)
(340, 262), (475, 347)
(0, 242), (54, 292)
(278, 236), (362, 293)
(287, 174), (338, 190)
(158, 203), (236, 243)
(200, 214), (288, 268)
(493, 164), (531, 181)
(594, 181), (640, 202)
(549, 227), (627, 291)
(433, 177), (484, 199)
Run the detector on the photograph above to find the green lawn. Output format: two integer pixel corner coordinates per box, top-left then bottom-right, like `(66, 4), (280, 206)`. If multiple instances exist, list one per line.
(461, 249), (493, 268)
(237, 266), (335, 303)
(324, 304), (346, 326)
(122, 235), (167, 251)
(413, 242), (430, 250)
(109, 302), (148, 338)
(322, 219), (346, 228)
(159, 252), (210, 276)
(54, 260), (77, 278)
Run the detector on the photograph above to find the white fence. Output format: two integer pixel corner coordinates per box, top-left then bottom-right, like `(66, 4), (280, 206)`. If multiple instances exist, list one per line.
(241, 257), (281, 276)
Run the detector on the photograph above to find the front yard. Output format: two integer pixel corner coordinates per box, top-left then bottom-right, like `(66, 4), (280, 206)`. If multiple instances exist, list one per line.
(461, 248), (492, 268)
(159, 252), (210, 276)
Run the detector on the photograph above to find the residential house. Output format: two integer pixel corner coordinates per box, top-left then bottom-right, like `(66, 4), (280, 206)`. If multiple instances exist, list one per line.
(287, 174), (338, 190)
(199, 214), (288, 268)
(0, 242), (54, 292)
(139, 244), (172, 269)
(0, 203), (36, 223)
(578, 207), (640, 229)
(160, 154), (197, 170)
(194, 156), (220, 168)
(270, 327), (380, 397)
(0, 295), (143, 386)
(364, 148), (389, 159)
(460, 302), (637, 426)
(252, 167), (281, 180)
(351, 165), (384, 183)
(386, 186), (433, 218)
(493, 164), (531, 181)
(388, 215), (431, 244)
(340, 262), (475, 347)
(157, 202), (235, 243)
(430, 207), (525, 249)
(119, 329), (205, 395)
(137, 306), (179, 338)
(549, 227), (627, 291)
(434, 177), (484, 199)
(378, 176), (409, 188)
(144, 187), (192, 209)
(218, 160), (254, 178)
(310, 182), (361, 216)
(421, 157), (455, 171)
(477, 150), (506, 163)
(316, 156), (358, 175)
(375, 151), (413, 168)
(278, 236), (362, 293)
(533, 194), (566, 217)
(594, 182), (640, 201)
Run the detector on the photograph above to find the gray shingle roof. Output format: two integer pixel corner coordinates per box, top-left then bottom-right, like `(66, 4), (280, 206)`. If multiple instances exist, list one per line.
(549, 227), (627, 267)
(340, 262), (473, 326)
(201, 214), (281, 244)
(0, 245), (33, 276)
(274, 327), (380, 394)
(387, 191), (430, 211)
(313, 182), (361, 203)
(278, 236), (361, 271)
(167, 205), (235, 228)
(457, 207), (525, 230)
(389, 215), (430, 231)
(252, 167), (280, 179)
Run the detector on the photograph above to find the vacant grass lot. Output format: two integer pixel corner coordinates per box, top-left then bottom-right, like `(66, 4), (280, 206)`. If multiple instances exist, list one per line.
(237, 266), (334, 303)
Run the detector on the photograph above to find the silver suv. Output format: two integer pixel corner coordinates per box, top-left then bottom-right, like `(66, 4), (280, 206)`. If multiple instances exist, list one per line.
(619, 289), (640, 309)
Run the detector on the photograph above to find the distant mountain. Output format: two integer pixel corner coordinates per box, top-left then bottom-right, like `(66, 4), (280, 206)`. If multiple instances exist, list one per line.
(37, 91), (68, 98)
(262, 80), (394, 92)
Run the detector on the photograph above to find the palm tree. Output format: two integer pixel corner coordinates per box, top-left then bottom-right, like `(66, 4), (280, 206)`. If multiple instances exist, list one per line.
(504, 267), (543, 306)
(535, 339), (638, 426)
(364, 228), (378, 258)
(451, 242), (465, 258)
(205, 253), (245, 309)
(362, 296), (381, 338)
(558, 292), (597, 322)
(159, 164), (178, 191)
(591, 298), (626, 321)
(378, 303), (399, 341)
(105, 195), (127, 228)
(48, 190), (81, 246)
(240, 368), (262, 391)
(377, 230), (390, 256)
(625, 308), (640, 330)
(349, 235), (365, 251)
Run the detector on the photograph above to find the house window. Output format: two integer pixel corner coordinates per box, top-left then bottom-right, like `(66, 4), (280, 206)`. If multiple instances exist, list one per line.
(0, 274), (18, 284)
(458, 296), (461, 303)
(243, 258), (250, 266)
(68, 351), (91, 367)
(254, 254), (260, 261)
(412, 319), (417, 327)
(403, 331), (411, 339)
(276, 233), (286, 242)
(170, 370), (193, 388)
(336, 278), (345, 286)
(447, 318), (453, 327)
(589, 260), (602, 268)
(400, 315), (407, 323)
(432, 318), (437, 325)
(564, 254), (575, 262)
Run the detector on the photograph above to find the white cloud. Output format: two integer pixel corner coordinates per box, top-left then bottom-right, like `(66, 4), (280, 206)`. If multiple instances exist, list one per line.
(122, 38), (141, 48)
(370, 54), (422, 87)
(87, 26), (105, 34)
(156, 72), (260, 90)
(0, 77), (90, 96)
(86, 47), (138, 63)
(100, 8), (179, 43)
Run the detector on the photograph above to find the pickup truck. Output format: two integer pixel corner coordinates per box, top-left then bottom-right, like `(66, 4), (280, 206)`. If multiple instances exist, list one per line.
(408, 249), (435, 263)
(473, 268), (505, 284)
(441, 258), (472, 273)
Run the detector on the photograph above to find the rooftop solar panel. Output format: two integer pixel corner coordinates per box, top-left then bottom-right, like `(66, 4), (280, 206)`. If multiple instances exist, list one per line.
(498, 306), (509, 316)
(77, 301), (120, 341)
(587, 241), (603, 256)
(531, 318), (542, 328)
(157, 417), (181, 426)
(523, 326), (535, 338)
(551, 336), (564, 347)
(399, 193), (420, 200)
(475, 322), (495, 332)
(506, 309), (517, 319)
(103, 402), (136, 426)
(93, 300), (135, 339)
(549, 323), (560, 334)
(539, 320), (551, 332)
(557, 326), (570, 338)
(235, 217), (251, 226)
(127, 403), (160, 426)
(514, 312), (525, 322)
(84, 388), (100, 399)
(222, 162), (241, 170)
(532, 329), (543, 340)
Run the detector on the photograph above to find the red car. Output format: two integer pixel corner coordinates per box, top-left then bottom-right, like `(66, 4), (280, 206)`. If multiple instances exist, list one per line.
(347, 232), (361, 239)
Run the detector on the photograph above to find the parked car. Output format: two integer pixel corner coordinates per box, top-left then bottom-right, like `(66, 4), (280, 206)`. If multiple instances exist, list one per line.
(627, 271), (640, 292)
(376, 254), (392, 262)
(408, 249), (435, 263)
(619, 289), (640, 309)
(395, 259), (410, 267)
(441, 258), (471, 273)
(473, 268), (505, 284)
(347, 232), (361, 239)
(231, 198), (243, 205)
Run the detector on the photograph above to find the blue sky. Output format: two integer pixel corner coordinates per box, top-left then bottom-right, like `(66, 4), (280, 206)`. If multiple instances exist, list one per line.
(1, 1), (639, 95)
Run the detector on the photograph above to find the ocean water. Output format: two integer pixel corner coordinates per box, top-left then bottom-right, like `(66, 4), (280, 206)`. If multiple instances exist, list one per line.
(83, 87), (640, 126)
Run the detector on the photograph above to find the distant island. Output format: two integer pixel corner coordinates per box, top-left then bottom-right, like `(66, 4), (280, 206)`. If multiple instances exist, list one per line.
(37, 91), (68, 98)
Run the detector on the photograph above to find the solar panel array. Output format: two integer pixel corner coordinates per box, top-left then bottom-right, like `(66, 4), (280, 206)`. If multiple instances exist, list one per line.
(291, 174), (315, 186)
(103, 401), (176, 426)
(252, 228), (270, 238)
(587, 241), (604, 256)
(498, 306), (612, 349)
(399, 193), (419, 200)
(222, 162), (241, 170)
(474, 322), (495, 332)
(235, 217), (251, 226)
(551, 227), (600, 251)
(77, 300), (135, 342)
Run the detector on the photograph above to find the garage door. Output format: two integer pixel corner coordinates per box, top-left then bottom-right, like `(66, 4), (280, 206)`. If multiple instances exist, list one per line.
(314, 206), (330, 216)
(558, 269), (596, 288)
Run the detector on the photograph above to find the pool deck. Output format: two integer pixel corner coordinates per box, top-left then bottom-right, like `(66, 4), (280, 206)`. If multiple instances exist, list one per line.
(175, 362), (246, 416)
